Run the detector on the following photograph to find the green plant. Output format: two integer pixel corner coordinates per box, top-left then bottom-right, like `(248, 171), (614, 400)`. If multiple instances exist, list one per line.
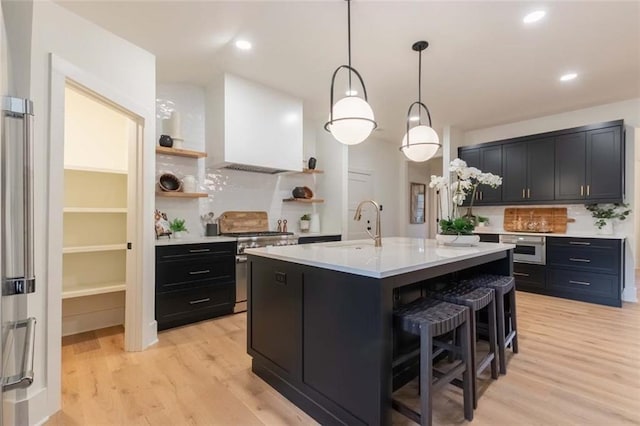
(301, 214), (311, 221)
(477, 216), (489, 223)
(585, 203), (630, 229)
(169, 218), (188, 233)
(439, 217), (476, 235)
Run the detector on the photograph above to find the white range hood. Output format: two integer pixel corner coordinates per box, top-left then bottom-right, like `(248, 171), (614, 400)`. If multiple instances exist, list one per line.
(206, 73), (303, 174)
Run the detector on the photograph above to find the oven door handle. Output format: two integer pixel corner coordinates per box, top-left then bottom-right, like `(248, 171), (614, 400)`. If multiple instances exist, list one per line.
(236, 256), (248, 264)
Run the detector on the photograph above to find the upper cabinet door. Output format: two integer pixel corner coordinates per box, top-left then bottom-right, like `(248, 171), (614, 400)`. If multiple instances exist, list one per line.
(502, 142), (527, 203)
(527, 137), (555, 202)
(555, 132), (586, 201)
(585, 126), (623, 202)
(477, 145), (502, 204)
(458, 148), (480, 206)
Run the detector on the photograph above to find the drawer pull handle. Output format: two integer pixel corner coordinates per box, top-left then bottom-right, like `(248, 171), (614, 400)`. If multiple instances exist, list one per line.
(569, 241), (591, 246)
(513, 272), (530, 277)
(189, 270), (210, 275)
(189, 249), (210, 253)
(189, 298), (211, 305)
(569, 258), (591, 263)
(569, 280), (591, 286)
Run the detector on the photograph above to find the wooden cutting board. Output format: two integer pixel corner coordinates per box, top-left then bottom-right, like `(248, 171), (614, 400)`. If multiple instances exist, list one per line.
(503, 207), (572, 233)
(218, 211), (269, 234)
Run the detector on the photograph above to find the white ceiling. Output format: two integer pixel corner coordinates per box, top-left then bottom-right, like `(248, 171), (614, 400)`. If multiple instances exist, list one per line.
(57, 0), (640, 142)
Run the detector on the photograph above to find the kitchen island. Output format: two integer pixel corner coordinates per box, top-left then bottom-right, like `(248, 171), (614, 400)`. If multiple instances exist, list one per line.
(246, 237), (515, 425)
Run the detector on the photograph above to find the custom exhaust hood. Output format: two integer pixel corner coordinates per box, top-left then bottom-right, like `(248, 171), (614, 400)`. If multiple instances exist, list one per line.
(206, 73), (303, 174)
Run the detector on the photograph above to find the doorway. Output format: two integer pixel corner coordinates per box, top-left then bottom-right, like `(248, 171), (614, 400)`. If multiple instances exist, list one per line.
(60, 82), (137, 337)
(347, 169), (375, 240)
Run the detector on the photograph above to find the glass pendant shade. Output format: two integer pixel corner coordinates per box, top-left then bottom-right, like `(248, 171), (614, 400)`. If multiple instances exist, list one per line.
(329, 97), (375, 145)
(401, 125), (440, 162)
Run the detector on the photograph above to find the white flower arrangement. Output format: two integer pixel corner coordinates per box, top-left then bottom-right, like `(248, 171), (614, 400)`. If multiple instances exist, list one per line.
(429, 158), (502, 234)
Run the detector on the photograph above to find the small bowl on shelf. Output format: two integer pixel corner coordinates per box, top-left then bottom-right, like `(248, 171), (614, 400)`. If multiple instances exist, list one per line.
(292, 186), (313, 199)
(158, 173), (182, 192)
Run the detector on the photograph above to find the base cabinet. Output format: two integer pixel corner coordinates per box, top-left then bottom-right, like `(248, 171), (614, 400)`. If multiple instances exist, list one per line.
(155, 242), (236, 330)
(513, 263), (546, 292)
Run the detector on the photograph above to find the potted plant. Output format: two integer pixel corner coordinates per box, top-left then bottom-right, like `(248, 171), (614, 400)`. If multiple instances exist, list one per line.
(585, 203), (630, 234)
(477, 216), (490, 227)
(300, 214), (311, 232)
(429, 158), (502, 245)
(169, 218), (188, 238)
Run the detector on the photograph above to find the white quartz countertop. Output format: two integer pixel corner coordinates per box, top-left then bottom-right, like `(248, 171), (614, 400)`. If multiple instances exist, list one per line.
(245, 237), (515, 279)
(155, 236), (237, 246)
(473, 228), (626, 240)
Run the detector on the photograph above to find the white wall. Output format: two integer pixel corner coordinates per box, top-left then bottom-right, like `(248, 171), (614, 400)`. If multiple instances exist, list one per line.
(457, 98), (640, 302)
(3, 0), (157, 423)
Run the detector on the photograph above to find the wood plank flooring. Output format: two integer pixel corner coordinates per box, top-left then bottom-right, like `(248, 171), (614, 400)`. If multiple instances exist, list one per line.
(48, 285), (640, 425)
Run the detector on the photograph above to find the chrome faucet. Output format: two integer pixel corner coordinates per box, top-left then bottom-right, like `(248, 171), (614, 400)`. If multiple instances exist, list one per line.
(354, 200), (382, 247)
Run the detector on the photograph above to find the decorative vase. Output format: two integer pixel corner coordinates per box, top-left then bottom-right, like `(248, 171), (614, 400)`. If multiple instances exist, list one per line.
(308, 157), (317, 170)
(182, 175), (197, 193)
(159, 134), (173, 147)
(173, 231), (185, 239)
(300, 220), (310, 232)
(597, 220), (613, 235)
(436, 234), (480, 247)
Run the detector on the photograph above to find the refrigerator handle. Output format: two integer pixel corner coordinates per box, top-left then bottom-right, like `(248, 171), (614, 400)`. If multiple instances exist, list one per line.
(2, 97), (36, 295)
(2, 317), (36, 391)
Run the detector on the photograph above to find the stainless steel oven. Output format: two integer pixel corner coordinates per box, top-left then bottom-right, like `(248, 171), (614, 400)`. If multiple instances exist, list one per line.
(499, 234), (546, 265)
(234, 255), (247, 313)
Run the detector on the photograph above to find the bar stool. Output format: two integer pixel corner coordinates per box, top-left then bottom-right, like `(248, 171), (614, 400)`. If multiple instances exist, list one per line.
(464, 274), (518, 374)
(393, 298), (473, 426)
(429, 282), (499, 408)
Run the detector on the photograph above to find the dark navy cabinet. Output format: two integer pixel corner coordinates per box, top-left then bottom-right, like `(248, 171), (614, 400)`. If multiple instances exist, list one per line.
(459, 145), (502, 205)
(503, 137), (554, 203)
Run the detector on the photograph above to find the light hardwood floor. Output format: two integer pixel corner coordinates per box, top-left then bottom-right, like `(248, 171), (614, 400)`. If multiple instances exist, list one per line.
(48, 285), (640, 425)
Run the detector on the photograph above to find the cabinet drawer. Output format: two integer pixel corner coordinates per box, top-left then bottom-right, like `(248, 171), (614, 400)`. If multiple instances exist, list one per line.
(547, 268), (619, 299)
(156, 256), (234, 292)
(547, 237), (620, 251)
(156, 284), (234, 330)
(156, 242), (236, 261)
(513, 263), (545, 291)
(477, 233), (499, 243)
(547, 246), (620, 274)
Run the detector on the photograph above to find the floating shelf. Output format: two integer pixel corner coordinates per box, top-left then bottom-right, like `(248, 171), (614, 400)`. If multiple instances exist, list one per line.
(63, 244), (127, 254)
(64, 207), (127, 213)
(156, 146), (207, 159)
(62, 282), (126, 299)
(302, 168), (324, 174)
(156, 191), (208, 199)
(282, 198), (325, 204)
(64, 165), (127, 174)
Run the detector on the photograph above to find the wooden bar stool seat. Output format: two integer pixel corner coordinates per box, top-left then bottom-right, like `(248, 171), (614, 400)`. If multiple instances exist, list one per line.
(463, 274), (518, 374)
(393, 298), (474, 426)
(429, 282), (499, 408)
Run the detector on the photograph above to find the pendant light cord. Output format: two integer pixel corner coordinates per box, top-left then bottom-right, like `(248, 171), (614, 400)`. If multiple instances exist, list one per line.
(418, 49), (422, 120)
(347, 0), (352, 91)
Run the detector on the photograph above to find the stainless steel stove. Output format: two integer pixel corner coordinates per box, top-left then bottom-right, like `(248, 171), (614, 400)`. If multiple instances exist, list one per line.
(221, 231), (299, 254)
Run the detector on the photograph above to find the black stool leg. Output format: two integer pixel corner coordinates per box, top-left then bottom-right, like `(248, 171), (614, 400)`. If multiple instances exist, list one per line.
(469, 308), (478, 409)
(488, 296), (499, 379)
(495, 290), (507, 375)
(509, 289), (519, 353)
(460, 309), (474, 422)
(419, 325), (433, 426)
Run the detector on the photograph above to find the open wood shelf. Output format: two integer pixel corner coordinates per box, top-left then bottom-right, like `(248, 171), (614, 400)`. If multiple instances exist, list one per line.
(62, 282), (126, 299)
(63, 244), (128, 254)
(64, 207), (127, 213)
(156, 191), (208, 199)
(64, 165), (127, 174)
(302, 168), (324, 174)
(282, 198), (324, 204)
(156, 146), (207, 159)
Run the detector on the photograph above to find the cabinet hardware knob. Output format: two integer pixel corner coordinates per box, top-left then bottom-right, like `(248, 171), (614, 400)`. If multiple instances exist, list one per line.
(527, 188), (530, 198)
(569, 241), (590, 246)
(522, 189), (525, 199)
(580, 185), (584, 196)
(569, 258), (591, 263)
(189, 298), (211, 304)
(189, 269), (210, 275)
(586, 185), (590, 196)
(569, 280), (591, 286)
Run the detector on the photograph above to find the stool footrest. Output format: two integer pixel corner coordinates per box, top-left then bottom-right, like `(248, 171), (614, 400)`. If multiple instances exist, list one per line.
(476, 353), (496, 376)
(392, 399), (421, 424)
(432, 361), (466, 393)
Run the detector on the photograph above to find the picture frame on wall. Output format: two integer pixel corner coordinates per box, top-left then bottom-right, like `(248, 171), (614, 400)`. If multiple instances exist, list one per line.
(410, 182), (426, 224)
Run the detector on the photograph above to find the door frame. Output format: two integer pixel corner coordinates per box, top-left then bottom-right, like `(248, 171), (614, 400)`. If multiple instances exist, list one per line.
(47, 54), (149, 413)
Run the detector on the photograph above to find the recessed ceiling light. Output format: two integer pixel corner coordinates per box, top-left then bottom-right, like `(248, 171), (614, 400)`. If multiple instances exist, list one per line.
(409, 116), (420, 122)
(345, 89), (358, 96)
(523, 10), (546, 24)
(560, 72), (578, 82)
(235, 40), (252, 50)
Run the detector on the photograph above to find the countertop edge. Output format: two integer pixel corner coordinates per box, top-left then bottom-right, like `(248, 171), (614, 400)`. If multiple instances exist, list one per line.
(155, 236), (237, 246)
(473, 228), (626, 240)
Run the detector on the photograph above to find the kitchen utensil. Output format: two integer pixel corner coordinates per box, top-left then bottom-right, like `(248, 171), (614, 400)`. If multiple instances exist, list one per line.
(283, 219), (288, 233)
(159, 134), (173, 147)
(159, 173), (182, 192)
(277, 219), (283, 232)
(219, 211), (269, 234)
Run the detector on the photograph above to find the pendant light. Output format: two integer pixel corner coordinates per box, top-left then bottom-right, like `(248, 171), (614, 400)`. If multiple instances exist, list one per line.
(324, 0), (377, 145)
(400, 41), (440, 162)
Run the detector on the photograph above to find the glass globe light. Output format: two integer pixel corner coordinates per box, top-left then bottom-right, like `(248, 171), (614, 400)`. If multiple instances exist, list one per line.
(328, 97), (375, 145)
(401, 125), (440, 162)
